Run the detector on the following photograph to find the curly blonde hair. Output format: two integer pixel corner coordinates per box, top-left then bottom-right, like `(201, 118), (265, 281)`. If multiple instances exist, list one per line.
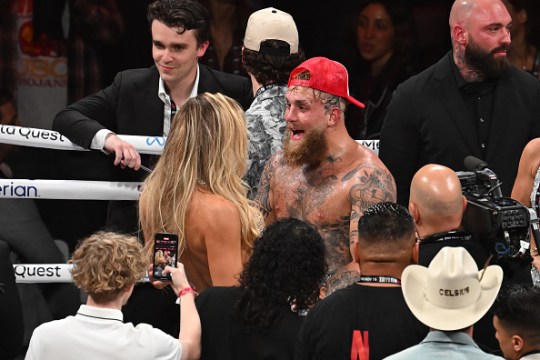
(69, 231), (147, 303)
(140, 92), (262, 259)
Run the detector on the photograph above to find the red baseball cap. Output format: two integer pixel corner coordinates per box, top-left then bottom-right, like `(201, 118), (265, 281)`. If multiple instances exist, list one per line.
(288, 57), (365, 108)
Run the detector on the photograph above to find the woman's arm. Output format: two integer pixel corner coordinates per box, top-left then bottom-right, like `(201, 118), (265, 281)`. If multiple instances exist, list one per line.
(511, 138), (540, 269)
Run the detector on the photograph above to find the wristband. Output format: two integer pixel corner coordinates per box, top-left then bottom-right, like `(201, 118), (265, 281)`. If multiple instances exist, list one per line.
(178, 287), (198, 298)
(531, 248), (538, 256)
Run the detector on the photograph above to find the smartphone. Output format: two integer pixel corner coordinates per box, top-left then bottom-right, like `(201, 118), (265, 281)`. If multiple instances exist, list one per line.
(152, 233), (179, 281)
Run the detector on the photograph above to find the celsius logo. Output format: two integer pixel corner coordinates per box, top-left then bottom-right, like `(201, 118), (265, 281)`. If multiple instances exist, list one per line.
(0, 182), (38, 197)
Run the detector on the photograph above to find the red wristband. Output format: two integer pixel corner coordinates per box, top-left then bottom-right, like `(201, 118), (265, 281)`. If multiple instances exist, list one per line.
(178, 287), (198, 298)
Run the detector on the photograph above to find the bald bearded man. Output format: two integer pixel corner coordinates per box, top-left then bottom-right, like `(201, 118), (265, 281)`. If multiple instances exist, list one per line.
(380, 0), (540, 206)
(408, 164), (489, 267)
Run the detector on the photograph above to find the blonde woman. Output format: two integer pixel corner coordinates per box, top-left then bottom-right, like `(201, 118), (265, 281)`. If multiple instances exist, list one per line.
(140, 92), (262, 293)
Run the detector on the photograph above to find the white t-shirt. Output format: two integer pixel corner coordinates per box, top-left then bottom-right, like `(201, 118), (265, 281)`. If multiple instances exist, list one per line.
(25, 305), (181, 360)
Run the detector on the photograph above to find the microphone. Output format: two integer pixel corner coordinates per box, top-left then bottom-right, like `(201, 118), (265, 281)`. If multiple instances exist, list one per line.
(463, 155), (503, 198)
(464, 155), (488, 171)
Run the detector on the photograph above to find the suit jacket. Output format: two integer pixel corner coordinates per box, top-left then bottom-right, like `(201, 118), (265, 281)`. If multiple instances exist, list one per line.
(53, 64), (253, 233)
(379, 51), (540, 205)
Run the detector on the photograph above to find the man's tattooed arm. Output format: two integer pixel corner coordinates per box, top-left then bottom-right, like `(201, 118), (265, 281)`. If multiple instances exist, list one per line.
(318, 219), (361, 297)
(347, 163), (396, 259)
(349, 207), (360, 262)
(324, 269), (361, 297)
(254, 154), (276, 224)
(318, 216), (351, 270)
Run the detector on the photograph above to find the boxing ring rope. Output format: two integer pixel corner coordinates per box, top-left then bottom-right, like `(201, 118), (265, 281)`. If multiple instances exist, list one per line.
(3, 125), (379, 283)
(0, 124), (380, 156)
(0, 124), (165, 155)
(0, 179), (141, 200)
(13, 264), (150, 283)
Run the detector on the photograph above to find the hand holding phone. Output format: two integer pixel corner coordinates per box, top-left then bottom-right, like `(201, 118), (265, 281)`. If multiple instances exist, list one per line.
(163, 263), (192, 293)
(152, 233), (179, 281)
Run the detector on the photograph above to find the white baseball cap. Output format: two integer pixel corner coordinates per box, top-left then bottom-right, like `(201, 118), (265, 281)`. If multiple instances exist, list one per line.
(243, 7), (299, 55)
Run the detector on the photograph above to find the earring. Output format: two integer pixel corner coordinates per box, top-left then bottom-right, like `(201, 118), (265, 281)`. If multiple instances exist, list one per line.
(288, 296), (298, 313)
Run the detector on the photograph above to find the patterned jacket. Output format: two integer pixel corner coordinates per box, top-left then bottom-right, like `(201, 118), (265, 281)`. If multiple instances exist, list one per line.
(245, 84), (287, 199)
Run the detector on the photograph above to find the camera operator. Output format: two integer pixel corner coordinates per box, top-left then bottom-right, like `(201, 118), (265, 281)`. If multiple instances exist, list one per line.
(408, 164), (488, 268)
(408, 164), (466, 234)
(408, 163), (501, 355)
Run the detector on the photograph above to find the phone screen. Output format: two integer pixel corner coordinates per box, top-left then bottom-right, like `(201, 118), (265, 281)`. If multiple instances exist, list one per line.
(152, 233), (179, 281)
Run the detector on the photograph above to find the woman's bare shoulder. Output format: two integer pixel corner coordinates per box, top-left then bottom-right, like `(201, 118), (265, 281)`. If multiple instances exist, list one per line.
(189, 190), (240, 219)
(524, 138), (540, 155)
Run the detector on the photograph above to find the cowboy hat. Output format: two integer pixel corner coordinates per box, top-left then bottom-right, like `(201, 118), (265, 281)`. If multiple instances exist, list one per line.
(402, 246), (503, 331)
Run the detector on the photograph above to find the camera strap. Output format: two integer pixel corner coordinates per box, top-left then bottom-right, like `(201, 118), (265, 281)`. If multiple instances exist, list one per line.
(419, 230), (472, 245)
(358, 275), (401, 285)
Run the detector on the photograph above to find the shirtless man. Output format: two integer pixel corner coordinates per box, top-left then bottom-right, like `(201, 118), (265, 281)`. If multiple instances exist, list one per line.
(255, 57), (396, 294)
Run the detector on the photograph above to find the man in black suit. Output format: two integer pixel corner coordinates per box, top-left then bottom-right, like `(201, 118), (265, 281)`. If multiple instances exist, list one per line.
(379, 0), (540, 206)
(53, 0), (253, 234)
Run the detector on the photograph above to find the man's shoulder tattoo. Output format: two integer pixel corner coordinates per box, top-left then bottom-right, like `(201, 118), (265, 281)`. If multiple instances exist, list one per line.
(345, 163), (396, 212)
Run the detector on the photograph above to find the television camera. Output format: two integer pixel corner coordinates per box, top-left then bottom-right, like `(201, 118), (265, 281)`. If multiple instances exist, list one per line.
(456, 156), (534, 263)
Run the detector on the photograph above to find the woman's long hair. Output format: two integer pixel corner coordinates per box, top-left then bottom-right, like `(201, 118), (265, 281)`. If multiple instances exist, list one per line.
(235, 218), (327, 329)
(140, 92), (261, 259)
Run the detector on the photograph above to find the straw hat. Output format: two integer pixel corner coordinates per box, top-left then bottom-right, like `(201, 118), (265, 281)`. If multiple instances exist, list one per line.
(401, 246), (503, 331)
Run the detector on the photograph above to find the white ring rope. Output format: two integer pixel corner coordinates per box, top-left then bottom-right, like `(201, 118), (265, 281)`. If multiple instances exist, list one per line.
(0, 179), (141, 200)
(0, 124), (165, 155)
(13, 264), (149, 283)
(0, 124), (379, 156)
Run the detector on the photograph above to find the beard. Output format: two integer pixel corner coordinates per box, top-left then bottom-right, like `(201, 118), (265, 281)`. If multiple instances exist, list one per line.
(465, 37), (510, 79)
(283, 128), (328, 167)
